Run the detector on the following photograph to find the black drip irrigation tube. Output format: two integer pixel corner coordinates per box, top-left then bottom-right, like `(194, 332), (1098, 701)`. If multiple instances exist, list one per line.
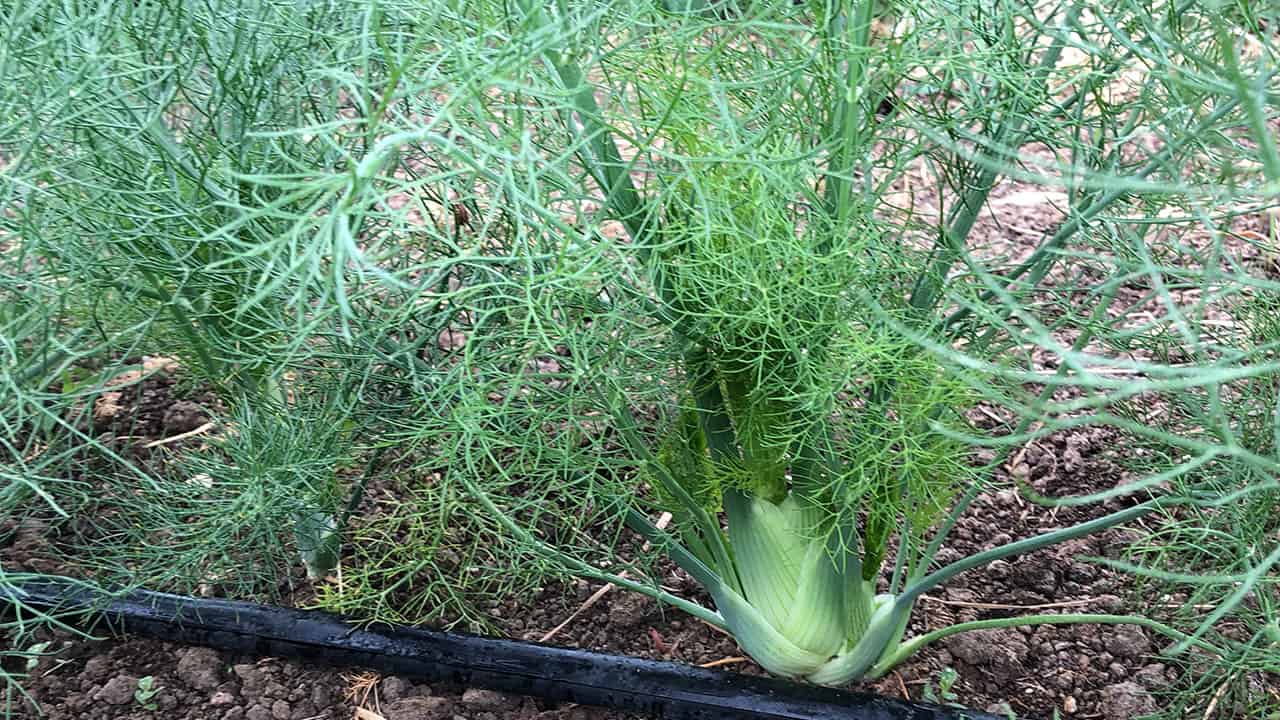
(9, 580), (1003, 720)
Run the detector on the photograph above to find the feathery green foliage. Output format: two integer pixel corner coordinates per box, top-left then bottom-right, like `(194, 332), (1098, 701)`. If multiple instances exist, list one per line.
(2, 0), (1278, 713)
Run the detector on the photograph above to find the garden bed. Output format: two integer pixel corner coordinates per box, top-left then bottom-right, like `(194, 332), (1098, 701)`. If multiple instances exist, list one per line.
(3, 3), (1278, 719)
(1, 187), (1210, 720)
(6, 162), (1278, 720)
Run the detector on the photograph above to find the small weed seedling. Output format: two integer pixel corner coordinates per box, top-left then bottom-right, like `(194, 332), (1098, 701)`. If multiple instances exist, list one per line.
(134, 677), (160, 711)
(921, 667), (960, 705)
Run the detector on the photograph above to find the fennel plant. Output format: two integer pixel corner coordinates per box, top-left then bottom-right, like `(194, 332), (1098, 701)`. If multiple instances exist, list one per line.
(412, 0), (1280, 685)
(3, 0), (1278, 709)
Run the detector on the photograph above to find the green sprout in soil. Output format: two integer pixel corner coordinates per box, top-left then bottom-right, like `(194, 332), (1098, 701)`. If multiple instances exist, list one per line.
(133, 676), (160, 711)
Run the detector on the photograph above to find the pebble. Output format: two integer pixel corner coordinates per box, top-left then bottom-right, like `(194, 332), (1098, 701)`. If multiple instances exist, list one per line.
(1134, 663), (1170, 689)
(310, 685), (333, 707)
(93, 676), (137, 706)
(265, 681), (289, 699)
(234, 664), (264, 692)
(177, 647), (224, 690)
(1101, 681), (1156, 720)
(461, 687), (516, 711)
(381, 676), (413, 701)
(382, 696), (455, 719)
(1103, 625), (1152, 659)
(83, 656), (112, 678)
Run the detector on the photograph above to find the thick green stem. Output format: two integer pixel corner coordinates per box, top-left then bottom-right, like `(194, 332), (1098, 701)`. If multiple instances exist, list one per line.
(869, 613), (1221, 680)
(516, 0), (646, 241)
(908, 4), (1081, 315)
(822, 0), (877, 225)
(607, 392), (740, 593)
(843, 575), (877, 642)
(944, 97), (1242, 335)
(137, 269), (223, 385)
(805, 597), (903, 685)
(902, 501), (1160, 606)
(685, 345), (738, 463)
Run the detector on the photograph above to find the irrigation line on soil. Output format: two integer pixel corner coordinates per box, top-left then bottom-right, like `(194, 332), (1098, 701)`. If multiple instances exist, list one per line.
(5, 579), (1006, 720)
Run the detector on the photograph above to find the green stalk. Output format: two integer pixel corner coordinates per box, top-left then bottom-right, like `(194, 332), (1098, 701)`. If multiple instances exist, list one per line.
(623, 508), (726, 594)
(822, 0), (877, 225)
(607, 392), (741, 593)
(805, 595), (901, 684)
(870, 613), (1223, 680)
(685, 345), (739, 462)
(842, 573), (877, 643)
(1215, 27), (1280, 183)
(1167, 542), (1280, 655)
(908, 4), (1082, 315)
(901, 500), (1161, 606)
(907, 283), (1123, 584)
(515, 0), (647, 242)
(136, 268), (224, 385)
(944, 97), (1243, 337)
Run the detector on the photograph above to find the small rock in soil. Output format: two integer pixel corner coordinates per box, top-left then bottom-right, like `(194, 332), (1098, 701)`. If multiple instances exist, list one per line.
(1066, 561), (1098, 583)
(384, 696), (455, 719)
(461, 687), (517, 711)
(210, 690), (238, 706)
(1049, 668), (1081, 692)
(1100, 681), (1156, 720)
(606, 592), (650, 627)
(1134, 663), (1170, 689)
(550, 708), (594, 720)
(178, 646), (225, 690)
(1095, 594), (1124, 611)
(246, 704), (273, 720)
(163, 400), (207, 434)
(67, 691), (91, 712)
(1009, 558), (1058, 595)
(271, 698), (292, 719)
(381, 676), (413, 701)
(83, 654), (113, 679)
(984, 701), (1016, 717)
(93, 675), (138, 705)
(944, 629), (1029, 683)
(1103, 625), (1151, 659)
(234, 663), (265, 692)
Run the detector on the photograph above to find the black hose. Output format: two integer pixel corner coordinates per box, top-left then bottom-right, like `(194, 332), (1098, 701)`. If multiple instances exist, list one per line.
(8, 580), (1003, 720)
